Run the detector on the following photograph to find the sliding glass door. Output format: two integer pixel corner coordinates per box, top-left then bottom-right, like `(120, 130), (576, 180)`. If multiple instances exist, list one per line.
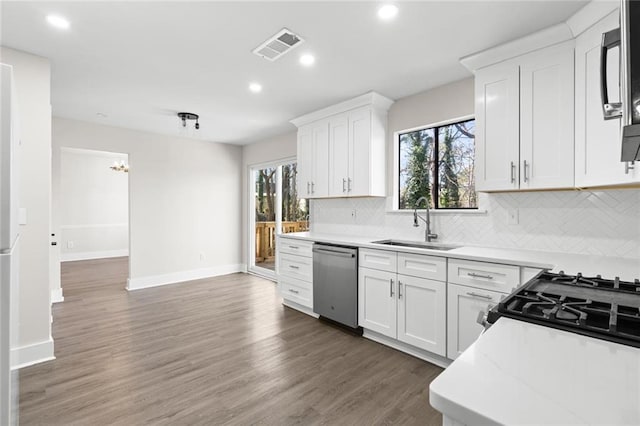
(249, 160), (308, 279)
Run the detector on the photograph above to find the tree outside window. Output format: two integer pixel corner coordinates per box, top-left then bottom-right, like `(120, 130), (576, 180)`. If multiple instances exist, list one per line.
(399, 119), (476, 209)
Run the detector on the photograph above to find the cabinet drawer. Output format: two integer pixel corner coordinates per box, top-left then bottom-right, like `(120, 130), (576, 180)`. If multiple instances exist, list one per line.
(279, 238), (313, 257)
(280, 276), (312, 308)
(279, 253), (312, 281)
(397, 252), (446, 282)
(447, 259), (519, 293)
(359, 248), (397, 272)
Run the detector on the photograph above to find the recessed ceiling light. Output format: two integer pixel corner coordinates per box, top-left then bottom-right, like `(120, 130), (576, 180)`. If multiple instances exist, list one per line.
(46, 14), (70, 30)
(299, 54), (315, 67)
(377, 4), (398, 20)
(249, 82), (262, 93)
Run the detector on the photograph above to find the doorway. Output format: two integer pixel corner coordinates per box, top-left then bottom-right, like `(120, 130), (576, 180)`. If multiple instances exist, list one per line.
(53, 148), (130, 296)
(248, 159), (308, 279)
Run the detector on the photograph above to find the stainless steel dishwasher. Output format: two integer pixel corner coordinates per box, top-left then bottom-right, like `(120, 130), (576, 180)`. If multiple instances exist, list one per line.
(312, 243), (360, 332)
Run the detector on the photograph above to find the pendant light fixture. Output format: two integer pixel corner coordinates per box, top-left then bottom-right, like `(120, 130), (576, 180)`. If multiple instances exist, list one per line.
(177, 112), (200, 130)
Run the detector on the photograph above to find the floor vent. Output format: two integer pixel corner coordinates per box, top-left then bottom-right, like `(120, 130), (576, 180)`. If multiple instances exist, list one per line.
(252, 28), (304, 61)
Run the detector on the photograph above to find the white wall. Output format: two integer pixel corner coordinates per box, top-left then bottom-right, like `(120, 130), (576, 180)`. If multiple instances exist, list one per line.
(240, 131), (297, 267)
(0, 47), (54, 368)
(58, 148), (128, 261)
(311, 78), (640, 260)
(52, 118), (244, 289)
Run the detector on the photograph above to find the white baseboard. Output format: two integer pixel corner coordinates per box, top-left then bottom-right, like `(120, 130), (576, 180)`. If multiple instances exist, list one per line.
(51, 288), (64, 304)
(126, 263), (247, 291)
(61, 249), (129, 262)
(282, 299), (319, 318)
(363, 330), (451, 369)
(11, 338), (55, 370)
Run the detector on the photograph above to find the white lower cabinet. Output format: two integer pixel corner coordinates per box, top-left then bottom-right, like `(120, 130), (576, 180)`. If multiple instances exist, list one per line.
(358, 249), (447, 357)
(446, 283), (503, 360)
(397, 275), (446, 356)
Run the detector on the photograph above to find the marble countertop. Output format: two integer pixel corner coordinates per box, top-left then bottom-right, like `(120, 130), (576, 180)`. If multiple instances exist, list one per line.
(429, 317), (640, 425)
(280, 232), (640, 281)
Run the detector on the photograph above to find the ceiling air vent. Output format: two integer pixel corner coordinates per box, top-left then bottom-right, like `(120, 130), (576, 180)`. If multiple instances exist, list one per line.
(252, 28), (304, 62)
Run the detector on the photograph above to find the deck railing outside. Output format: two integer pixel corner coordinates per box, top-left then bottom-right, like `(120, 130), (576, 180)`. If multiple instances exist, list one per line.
(255, 220), (309, 263)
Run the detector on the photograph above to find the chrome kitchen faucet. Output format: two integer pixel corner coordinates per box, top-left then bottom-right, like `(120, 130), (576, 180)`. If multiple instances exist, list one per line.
(413, 196), (438, 242)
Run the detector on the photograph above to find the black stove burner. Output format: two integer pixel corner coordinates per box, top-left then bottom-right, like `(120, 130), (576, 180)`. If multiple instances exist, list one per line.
(487, 271), (640, 348)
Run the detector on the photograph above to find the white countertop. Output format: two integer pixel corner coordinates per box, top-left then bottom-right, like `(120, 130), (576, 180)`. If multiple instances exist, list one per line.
(429, 317), (640, 425)
(280, 232), (640, 281)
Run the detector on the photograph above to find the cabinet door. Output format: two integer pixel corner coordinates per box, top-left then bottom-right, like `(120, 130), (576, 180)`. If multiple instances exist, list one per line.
(296, 127), (313, 197)
(358, 268), (397, 338)
(348, 107), (372, 196)
(447, 283), (503, 360)
(575, 10), (637, 186)
(311, 121), (330, 197)
(329, 114), (349, 196)
(397, 275), (446, 356)
(520, 42), (575, 189)
(475, 62), (520, 191)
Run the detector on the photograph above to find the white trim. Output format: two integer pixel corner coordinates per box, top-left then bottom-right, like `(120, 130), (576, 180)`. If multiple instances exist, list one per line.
(290, 91), (394, 127)
(61, 249), (128, 262)
(126, 263), (247, 291)
(282, 299), (319, 318)
(60, 223), (128, 230)
(60, 146), (128, 159)
(11, 338), (55, 370)
(363, 330), (451, 369)
(392, 114), (476, 212)
(51, 288), (64, 304)
(460, 23), (573, 72)
(566, 2), (619, 38)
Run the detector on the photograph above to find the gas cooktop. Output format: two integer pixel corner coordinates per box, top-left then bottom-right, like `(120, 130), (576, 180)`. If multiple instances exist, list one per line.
(486, 271), (640, 348)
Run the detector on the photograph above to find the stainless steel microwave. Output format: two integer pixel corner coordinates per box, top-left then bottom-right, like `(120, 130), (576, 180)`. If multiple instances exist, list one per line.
(601, 0), (639, 162)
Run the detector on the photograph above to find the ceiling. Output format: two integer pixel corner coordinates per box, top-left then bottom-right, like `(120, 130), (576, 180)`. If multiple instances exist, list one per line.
(1, 1), (588, 145)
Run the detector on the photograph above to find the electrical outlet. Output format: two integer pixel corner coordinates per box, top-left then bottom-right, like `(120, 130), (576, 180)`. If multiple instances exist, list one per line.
(67, 241), (74, 249)
(351, 209), (357, 220)
(507, 209), (519, 225)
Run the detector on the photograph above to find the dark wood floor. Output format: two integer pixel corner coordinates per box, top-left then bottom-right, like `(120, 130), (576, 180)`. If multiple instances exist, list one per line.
(19, 257), (443, 425)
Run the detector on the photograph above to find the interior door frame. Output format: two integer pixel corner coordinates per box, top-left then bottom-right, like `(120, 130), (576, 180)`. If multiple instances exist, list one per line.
(247, 156), (296, 280)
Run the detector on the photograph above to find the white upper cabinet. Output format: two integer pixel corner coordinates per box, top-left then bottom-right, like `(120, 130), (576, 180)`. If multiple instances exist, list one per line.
(475, 63), (520, 191)
(520, 43), (575, 189)
(291, 92), (393, 199)
(474, 41), (575, 192)
(574, 9), (640, 186)
(297, 120), (329, 198)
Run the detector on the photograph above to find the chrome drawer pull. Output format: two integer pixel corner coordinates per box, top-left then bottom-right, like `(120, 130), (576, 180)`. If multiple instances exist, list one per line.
(467, 272), (494, 280)
(288, 289), (300, 294)
(467, 292), (492, 300)
(289, 265), (300, 269)
(398, 281), (402, 299)
(390, 279), (394, 298)
(288, 245), (299, 249)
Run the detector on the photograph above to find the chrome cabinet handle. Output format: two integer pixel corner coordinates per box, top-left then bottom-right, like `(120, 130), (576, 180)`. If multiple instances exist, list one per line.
(466, 291), (492, 300)
(288, 288), (299, 294)
(342, 178), (347, 192)
(398, 281), (402, 299)
(311, 181), (315, 194)
(467, 272), (494, 280)
(510, 161), (516, 184)
(307, 182), (310, 194)
(347, 178), (352, 192)
(625, 161), (635, 175)
(523, 160), (529, 183)
(288, 245), (299, 249)
(390, 278), (394, 298)
(289, 265), (300, 269)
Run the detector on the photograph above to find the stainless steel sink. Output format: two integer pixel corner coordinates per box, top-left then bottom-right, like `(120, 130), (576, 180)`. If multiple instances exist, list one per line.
(371, 239), (460, 251)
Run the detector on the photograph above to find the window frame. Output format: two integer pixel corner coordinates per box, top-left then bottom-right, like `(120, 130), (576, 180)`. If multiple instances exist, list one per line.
(393, 114), (477, 211)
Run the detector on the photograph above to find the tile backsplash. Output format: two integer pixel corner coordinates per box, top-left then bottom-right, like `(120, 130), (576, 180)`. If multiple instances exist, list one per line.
(310, 189), (640, 259)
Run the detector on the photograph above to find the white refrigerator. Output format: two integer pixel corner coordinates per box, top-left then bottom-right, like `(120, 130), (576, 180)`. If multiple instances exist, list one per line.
(0, 62), (21, 426)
